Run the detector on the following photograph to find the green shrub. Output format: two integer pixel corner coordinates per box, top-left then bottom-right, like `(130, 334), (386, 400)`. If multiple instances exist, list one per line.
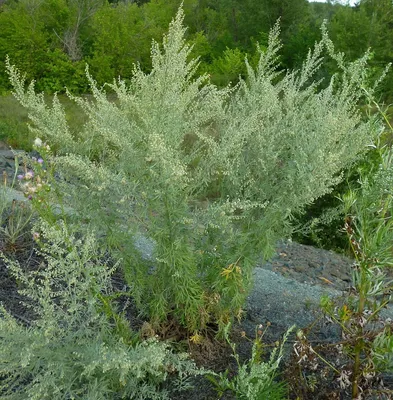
(0, 219), (201, 399)
(6, 8), (381, 335)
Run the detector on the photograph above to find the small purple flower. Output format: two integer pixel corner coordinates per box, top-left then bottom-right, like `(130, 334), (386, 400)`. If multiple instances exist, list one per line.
(17, 174), (24, 180)
(37, 158), (44, 164)
(27, 195), (33, 200)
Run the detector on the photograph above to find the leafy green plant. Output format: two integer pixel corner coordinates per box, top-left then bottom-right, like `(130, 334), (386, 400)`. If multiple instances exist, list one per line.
(6, 7), (382, 335)
(207, 323), (294, 399)
(293, 103), (393, 398)
(208, 47), (247, 87)
(0, 218), (202, 400)
(337, 148), (393, 399)
(291, 107), (388, 255)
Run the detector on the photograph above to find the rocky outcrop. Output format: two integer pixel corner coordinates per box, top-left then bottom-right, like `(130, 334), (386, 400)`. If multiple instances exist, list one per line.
(0, 142), (27, 202)
(0, 145), (25, 182)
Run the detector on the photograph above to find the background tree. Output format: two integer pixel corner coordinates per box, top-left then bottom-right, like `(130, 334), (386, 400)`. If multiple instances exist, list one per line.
(0, 0), (87, 93)
(59, 0), (105, 61)
(1, 0), (392, 96)
(329, 0), (393, 99)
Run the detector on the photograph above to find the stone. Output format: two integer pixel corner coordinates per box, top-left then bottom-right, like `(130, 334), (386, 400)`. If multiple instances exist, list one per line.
(0, 141), (9, 150)
(294, 265), (306, 273)
(0, 149), (26, 161)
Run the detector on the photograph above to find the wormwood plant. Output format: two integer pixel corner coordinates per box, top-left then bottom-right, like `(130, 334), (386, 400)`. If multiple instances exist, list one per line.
(0, 218), (202, 400)
(6, 7), (382, 334)
(208, 323), (294, 399)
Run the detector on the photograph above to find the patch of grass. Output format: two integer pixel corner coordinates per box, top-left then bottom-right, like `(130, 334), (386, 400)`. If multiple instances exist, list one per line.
(57, 93), (90, 132)
(0, 95), (31, 150)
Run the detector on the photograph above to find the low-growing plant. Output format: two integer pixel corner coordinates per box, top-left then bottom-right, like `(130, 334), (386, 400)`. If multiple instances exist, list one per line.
(6, 7), (384, 335)
(207, 323), (294, 399)
(0, 159), (33, 252)
(0, 218), (203, 400)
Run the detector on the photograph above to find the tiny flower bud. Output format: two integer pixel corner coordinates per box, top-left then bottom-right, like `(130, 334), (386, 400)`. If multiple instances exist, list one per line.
(34, 138), (43, 147)
(32, 232), (40, 241)
(297, 330), (304, 339)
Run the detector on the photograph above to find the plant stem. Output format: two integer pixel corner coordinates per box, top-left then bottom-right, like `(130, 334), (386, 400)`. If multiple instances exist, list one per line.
(309, 347), (341, 375)
(352, 264), (367, 399)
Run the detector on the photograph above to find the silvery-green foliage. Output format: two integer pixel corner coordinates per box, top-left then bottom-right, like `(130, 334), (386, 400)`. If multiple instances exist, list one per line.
(208, 325), (294, 400)
(372, 327), (393, 372)
(0, 219), (201, 400)
(6, 7), (380, 332)
(227, 328), (292, 400)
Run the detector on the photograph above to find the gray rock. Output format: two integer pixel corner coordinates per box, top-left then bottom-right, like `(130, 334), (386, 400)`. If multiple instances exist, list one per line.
(0, 149), (26, 160)
(241, 265), (393, 346)
(243, 267), (343, 340)
(0, 141), (9, 150)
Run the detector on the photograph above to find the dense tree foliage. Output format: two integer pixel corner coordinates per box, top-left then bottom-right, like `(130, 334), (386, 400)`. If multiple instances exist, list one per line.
(0, 0), (392, 98)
